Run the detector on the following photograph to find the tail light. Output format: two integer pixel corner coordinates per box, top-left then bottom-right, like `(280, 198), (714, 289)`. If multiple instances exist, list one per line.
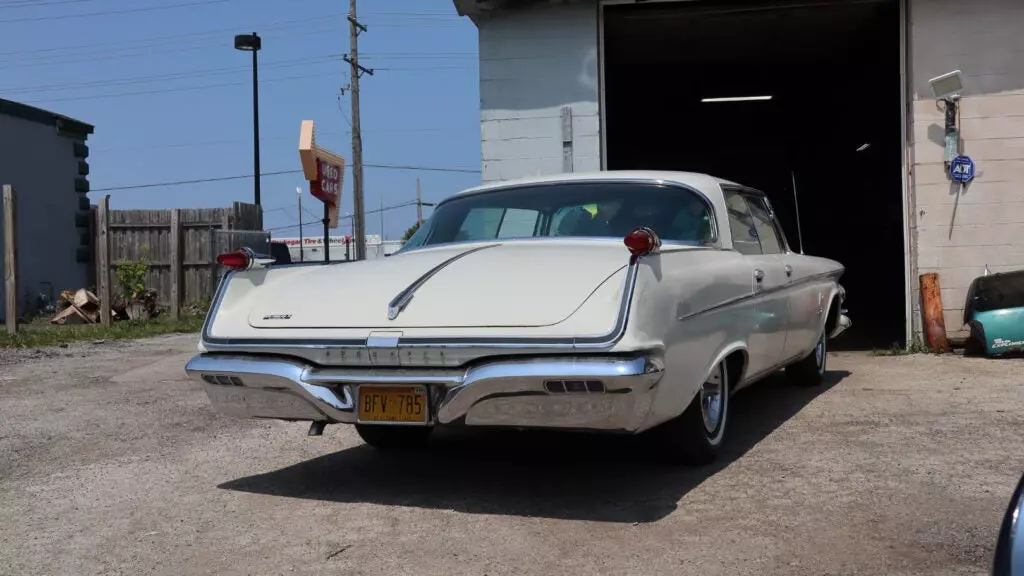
(624, 227), (661, 257)
(216, 247), (257, 271)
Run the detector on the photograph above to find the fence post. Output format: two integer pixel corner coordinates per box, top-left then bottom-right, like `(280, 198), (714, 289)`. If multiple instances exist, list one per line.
(170, 209), (182, 320)
(97, 195), (112, 327)
(3, 185), (17, 335)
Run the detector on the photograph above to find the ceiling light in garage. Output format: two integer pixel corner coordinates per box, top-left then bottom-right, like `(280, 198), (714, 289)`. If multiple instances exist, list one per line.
(701, 96), (773, 103)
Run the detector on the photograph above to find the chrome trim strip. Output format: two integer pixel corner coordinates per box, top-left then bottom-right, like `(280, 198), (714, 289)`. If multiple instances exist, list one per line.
(676, 269), (846, 322)
(387, 244), (499, 320)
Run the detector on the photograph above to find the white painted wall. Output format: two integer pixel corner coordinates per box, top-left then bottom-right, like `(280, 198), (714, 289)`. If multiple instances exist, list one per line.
(477, 3), (601, 182)
(908, 0), (1024, 340)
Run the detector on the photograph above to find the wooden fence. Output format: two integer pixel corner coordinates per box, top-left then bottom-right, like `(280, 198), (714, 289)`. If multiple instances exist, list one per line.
(96, 201), (265, 316)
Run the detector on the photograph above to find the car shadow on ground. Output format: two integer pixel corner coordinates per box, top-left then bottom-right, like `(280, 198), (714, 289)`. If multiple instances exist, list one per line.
(219, 370), (850, 524)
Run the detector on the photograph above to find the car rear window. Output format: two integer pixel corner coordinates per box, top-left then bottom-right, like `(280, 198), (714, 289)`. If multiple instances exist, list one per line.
(400, 181), (716, 251)
(970, 270), (1024, 312)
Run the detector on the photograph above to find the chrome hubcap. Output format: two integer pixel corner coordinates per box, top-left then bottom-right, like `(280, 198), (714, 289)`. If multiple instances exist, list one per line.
(700, 364), (724, 435)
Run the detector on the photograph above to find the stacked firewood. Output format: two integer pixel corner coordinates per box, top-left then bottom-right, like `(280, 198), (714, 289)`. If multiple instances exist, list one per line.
(50, 288), (160, 325)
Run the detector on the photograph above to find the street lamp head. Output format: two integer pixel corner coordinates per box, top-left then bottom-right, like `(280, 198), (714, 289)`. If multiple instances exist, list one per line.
(234, 33), (261, 52)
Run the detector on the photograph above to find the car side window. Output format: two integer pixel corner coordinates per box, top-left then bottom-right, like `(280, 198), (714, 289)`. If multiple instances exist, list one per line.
(724, 190), (762, 255)
(743, 194), (784, 255)
(455, 208), (503, 241)
(496, 208), (540, 239)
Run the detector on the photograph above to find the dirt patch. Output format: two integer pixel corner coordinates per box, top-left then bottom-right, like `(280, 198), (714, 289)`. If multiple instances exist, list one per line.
(0, 341), (1020, 576)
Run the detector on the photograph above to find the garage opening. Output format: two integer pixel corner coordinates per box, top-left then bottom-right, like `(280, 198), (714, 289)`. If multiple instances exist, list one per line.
(602, 0), (905, 350)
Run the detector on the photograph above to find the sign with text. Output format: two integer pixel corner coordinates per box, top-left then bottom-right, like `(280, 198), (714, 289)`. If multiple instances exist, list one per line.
(298, 120), (346, 229)
(312, 158), (342, 205)
(950, 155), (976, 184)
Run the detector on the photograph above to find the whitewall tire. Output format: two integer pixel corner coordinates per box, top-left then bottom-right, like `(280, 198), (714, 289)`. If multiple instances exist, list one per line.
(787, 330), (827, 387)
(656, 359), (730, 465)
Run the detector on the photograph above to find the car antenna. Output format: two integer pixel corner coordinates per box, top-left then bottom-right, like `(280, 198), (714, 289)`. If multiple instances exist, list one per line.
(791, 170), (805, 254)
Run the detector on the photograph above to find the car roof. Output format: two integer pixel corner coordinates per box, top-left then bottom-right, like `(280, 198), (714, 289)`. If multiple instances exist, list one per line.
(450, 170), (743, 199)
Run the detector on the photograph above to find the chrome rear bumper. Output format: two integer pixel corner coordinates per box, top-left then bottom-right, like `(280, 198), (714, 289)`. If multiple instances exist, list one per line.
(184, 353), (665, 432)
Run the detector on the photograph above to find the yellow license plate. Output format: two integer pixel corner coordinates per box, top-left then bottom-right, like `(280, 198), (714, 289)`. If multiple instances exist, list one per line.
(358, 386), (428, 423)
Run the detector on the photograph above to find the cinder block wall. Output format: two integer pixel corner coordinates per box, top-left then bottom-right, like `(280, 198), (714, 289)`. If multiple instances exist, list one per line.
(477, 3), (601, 183)
(909, 0), (1024, 341)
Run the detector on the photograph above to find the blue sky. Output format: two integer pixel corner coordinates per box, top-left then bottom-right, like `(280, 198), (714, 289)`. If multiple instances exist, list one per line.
(0, 0), (481, 240)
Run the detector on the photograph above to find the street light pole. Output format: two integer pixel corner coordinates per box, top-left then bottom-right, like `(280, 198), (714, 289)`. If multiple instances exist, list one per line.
(234, 32), (262, 210)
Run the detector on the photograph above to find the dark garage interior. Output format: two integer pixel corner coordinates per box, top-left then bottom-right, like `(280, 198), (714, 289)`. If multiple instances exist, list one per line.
(603, 0), (906, 350)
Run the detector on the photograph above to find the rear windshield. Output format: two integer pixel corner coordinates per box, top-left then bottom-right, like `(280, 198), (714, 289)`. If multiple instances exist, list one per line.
(400, 182), (715, 251)
(970, 270), (1024, 312)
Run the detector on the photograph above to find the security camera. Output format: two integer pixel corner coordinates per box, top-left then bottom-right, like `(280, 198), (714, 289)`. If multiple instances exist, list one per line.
(929, 70), (965, 100)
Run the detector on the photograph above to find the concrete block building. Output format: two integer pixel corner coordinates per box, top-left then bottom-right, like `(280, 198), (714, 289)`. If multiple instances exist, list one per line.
(0, 99), (93, 321)
(453, 0), (1024, 349)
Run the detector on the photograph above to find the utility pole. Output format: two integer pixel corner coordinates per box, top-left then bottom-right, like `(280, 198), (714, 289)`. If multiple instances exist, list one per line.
(344, 1), (373, 261)
(296, 186), (304, 262)
(416, 178), (423, 224)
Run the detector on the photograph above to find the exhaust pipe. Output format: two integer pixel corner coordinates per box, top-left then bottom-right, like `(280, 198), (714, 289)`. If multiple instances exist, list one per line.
(308, 421), (327, 436)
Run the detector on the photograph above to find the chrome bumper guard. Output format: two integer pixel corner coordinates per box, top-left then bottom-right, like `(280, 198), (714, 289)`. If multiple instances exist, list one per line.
(185, 353), (665, 432)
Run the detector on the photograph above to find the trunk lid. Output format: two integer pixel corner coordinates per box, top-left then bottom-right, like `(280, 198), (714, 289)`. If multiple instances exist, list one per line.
(246, 240), (628, 329)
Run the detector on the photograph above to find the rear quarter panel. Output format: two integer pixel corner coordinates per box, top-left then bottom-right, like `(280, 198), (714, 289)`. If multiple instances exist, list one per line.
(975, 308), (1024, 356)
(615, 248), (755, 430)
(781, 254), (846, 362)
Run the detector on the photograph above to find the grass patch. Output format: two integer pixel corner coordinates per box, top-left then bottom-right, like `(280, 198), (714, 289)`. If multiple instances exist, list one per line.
(872, 340), (936, 356)
(0, 315), (205, 349)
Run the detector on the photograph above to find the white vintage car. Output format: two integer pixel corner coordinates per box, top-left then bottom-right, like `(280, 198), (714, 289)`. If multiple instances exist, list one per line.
(185, 171), (850, 464)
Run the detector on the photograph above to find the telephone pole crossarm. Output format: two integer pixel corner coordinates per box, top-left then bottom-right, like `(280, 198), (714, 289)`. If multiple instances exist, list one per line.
(341, 55), (374, 77)
(347, 14), (367, 33)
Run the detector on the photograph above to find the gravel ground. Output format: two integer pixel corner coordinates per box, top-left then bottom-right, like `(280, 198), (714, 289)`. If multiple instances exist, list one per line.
(0, 335), (1021, 576)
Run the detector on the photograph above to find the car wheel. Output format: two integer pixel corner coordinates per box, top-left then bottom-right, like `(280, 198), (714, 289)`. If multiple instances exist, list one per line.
(355, 424), (433, 451)
(656, 359), (730, 465)
(964, 322), (987, 357)
(787, 330), (827, 386)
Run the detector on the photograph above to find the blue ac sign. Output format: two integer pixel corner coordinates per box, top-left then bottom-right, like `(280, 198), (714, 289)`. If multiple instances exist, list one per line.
(950, 155), (976, 184)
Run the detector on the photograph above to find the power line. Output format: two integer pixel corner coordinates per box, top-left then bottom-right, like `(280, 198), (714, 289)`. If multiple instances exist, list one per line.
(0, 0), (230, 23)
(0, 0), (100, 9)
(266, 201), (423, 233)
(0, 18), (462, 69)
(0, 52), (478, 95)
(90, 126), (474, 153)
(0, 12), (340, 58)
(90, 163), (480, 192)
(22, 69), (334, 104)
(0, 55), (337, 95)
(92, 170), (301, 191)
(16, 62), (475, 104)
(0, 27), (342, 69)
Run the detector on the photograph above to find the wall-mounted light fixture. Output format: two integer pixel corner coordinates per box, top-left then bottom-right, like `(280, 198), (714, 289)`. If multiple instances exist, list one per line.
(701, 95), (773, 103)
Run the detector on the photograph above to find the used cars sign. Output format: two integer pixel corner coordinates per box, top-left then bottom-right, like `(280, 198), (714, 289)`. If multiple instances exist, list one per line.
(298, 120), (346, 229)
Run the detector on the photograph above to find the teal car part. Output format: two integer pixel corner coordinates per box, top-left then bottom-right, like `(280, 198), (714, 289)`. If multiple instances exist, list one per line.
(963, 270), (1024, 357)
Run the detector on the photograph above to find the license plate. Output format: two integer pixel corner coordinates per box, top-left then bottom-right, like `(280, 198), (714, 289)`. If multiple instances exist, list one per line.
(358, 386), (428, 424)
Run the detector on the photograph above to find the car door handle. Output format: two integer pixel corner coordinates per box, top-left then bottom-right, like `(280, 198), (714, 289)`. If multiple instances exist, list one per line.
(784, 264), (793, 277)
(753, 269), (765, 288)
